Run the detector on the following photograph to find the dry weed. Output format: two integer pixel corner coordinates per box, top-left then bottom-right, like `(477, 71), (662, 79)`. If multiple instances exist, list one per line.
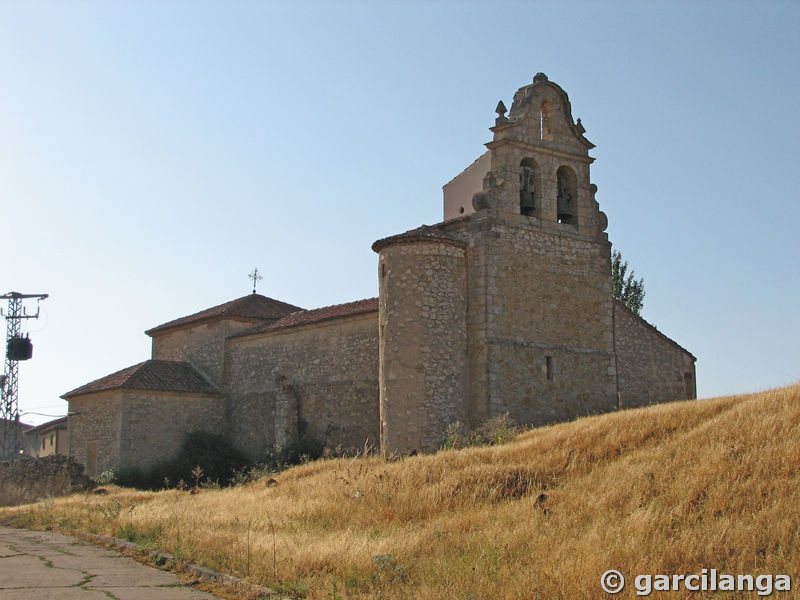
(3, 385), (799, 599)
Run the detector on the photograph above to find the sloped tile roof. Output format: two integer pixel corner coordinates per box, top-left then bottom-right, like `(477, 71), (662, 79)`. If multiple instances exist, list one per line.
(231, 298), (378, 339)
(146, 293), (303, 336)
(62, 360), (219, 399)
(371, 224), (466, 252)
(23, 416), (68, 434)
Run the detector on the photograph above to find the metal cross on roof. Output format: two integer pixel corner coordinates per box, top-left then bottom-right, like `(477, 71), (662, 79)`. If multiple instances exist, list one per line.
(248, 268), (263, 294)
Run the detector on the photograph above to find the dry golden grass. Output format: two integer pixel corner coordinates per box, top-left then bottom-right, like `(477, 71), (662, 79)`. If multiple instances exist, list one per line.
(4, 385), (800, 599)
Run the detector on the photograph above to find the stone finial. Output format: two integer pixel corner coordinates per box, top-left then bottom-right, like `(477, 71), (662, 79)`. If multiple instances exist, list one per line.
(576, 118), (586, 134)
(533, 72), (548, 83)
(495, 100), (509, 126)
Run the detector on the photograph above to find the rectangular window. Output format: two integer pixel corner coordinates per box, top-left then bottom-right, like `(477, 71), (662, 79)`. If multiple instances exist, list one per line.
(546, 356), (554, 381)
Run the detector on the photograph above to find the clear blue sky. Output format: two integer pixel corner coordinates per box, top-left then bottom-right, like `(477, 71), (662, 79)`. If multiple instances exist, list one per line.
(2, 1), (798, 425)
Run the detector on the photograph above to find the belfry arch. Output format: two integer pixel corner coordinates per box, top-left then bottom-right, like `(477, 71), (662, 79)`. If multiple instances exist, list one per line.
(519, 158), (539, 216)
(556, 165), (577, 225)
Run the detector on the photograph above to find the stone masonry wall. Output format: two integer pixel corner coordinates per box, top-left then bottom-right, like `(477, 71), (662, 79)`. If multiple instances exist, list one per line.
(0, 456), (93, 506)
(225, 313), (379, 462)
(378, 241), (468, 453)
(447, 212), (618, 428)
(151, 318), (261, 387)
(68, 392), (123, 477)
(488, 218), (617, 424)
(118, 391), (223, 473)
(613, 300), (696, 408)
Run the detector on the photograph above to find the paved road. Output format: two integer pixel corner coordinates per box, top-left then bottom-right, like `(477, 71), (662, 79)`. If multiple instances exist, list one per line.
(0, 525), (223, 599)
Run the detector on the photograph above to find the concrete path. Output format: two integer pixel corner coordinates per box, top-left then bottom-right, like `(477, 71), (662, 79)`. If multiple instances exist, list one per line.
(0, 525), (222, 599)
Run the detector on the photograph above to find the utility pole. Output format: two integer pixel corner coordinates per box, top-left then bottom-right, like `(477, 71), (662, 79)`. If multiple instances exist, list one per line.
(1, 291), (48, 460)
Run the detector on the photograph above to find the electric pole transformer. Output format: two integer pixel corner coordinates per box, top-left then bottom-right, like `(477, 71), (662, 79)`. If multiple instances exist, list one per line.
(1, 291), (48, 460)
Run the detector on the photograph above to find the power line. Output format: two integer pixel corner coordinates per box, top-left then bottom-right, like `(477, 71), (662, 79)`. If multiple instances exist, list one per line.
(20, 412), (67, 419)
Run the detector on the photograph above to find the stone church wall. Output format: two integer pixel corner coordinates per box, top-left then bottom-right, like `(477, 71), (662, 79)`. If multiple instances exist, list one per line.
(377, 241), (468, 453)
(118, 391), (223, 473)
(68, 392), (123, 477)
(453, 214), (618, 428)
(613, 300), (696, 407)
(151, 318), (260, 387)
(69, 391), (223, 476)
(225, 313), (379, 462)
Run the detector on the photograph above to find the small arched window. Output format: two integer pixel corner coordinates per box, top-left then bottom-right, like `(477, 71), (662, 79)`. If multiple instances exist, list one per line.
(556, 166), (577, 225)
(539, 101), (553, 140)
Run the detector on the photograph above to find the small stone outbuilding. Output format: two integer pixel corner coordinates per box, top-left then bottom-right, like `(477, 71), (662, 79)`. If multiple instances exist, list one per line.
(23, 416), (69, 458)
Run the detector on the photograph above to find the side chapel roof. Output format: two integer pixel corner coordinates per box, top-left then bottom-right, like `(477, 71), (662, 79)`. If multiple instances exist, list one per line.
(231, 298), (379, 339)
(145, 293), (303, 336)
(371, 224), (466, 253)
(62, 360), (219, 399)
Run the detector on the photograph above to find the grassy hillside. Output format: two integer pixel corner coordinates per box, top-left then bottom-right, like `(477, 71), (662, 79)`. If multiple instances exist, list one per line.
(4, 385), (799, 599)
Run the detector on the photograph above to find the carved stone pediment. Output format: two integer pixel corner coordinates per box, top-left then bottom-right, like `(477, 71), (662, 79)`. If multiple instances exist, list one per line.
(498, 73), (594, 155)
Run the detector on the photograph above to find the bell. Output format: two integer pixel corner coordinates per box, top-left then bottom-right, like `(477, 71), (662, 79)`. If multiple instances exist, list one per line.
(519, 167), (535, 214)
(557, 172), (575, 221)
(557, 194), (573, 221)
(520, 190), (535, 211)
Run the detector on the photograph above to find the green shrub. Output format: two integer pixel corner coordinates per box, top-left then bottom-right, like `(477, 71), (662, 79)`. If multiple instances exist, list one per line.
(260, 430), (324, 473)
(230, 463), (275, 486)
(116, 523), (159, 547)
(116, 431), (250, 490)
(94, 469), (118, 486)
(442, 413), (520, 450)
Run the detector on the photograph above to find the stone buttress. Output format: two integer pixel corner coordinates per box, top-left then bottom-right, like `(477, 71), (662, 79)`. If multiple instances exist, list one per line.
(372, 228), (468, 454)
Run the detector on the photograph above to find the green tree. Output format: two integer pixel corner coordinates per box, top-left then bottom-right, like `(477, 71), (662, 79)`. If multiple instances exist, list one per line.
(611, 249), (645, 315)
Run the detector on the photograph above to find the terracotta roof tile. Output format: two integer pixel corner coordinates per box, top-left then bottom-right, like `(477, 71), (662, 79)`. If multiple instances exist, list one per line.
(23, 417), (68, 434)
(371, 224), (465, 252)
(62, 360), (219, 398)
(232, 298), (378, 338)
(146, 294), (303, 336)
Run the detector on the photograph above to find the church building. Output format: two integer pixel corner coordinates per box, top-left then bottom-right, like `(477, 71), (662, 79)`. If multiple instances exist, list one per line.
(64, 74), (696, 476)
